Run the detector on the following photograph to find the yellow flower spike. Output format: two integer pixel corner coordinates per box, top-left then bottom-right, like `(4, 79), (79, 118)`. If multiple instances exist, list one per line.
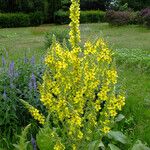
(20, 99), (45, 125)
(21, 0), (126, 148)
(69, 0), (81, 49)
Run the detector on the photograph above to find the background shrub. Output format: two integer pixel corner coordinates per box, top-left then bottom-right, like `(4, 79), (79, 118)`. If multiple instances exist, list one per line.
(139, 8), (150, 27)
(106, 10), (136, 26)
(0, 0), (44, 13)
(0, 12), (45, 28)
(0, 13), (30, 28)
(54, 10), (70, 24)
(80, 10), (106, 23)
(119, 0), (150, 11)
(29, 11), (44, 26)
(0, 0), (150, 25)
(54, 10), (106, 24)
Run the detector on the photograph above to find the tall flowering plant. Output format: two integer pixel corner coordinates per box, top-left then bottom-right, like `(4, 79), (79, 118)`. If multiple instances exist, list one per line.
(21, 0), (125, 149)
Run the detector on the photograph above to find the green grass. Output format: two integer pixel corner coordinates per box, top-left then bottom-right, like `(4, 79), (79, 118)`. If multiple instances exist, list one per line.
(81, 23), (150, 51)
(0, 23), (150, 63)
(117, 66), (150, 146)
(0, 23), (150, 147)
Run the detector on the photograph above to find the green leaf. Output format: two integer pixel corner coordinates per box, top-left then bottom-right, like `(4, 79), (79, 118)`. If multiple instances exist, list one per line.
(99, 141), (105, 150)
(115, 114), (125, 122)
(108, 131), (129, 144)
(108, 144), (121, 150)
(88, 140), (105, 150)
(13, 124), (31, 150)
(131, 140), (150, 150)
(36, 125), (54, 150)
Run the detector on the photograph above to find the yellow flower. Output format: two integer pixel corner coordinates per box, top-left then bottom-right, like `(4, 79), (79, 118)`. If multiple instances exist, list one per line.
(77, 131), (83, 139)
(45, 55), (54, 65)
(101, 126), (110, 134)
(107, 69), (118, 84)
(72, 144), (76, 150)
(56, 61), (68, 70)
(94, 100), (102, 112)
(110, 110), (117, 117)
(54, 141), (65, 150)
(84, 41), (96, 55)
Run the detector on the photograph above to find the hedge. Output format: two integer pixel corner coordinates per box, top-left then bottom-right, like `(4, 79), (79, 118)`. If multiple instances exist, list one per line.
(0, 12), (44, 28)
(54, 10), (70, 24)
(29, 11), (44, 26)
(0, 13), (30, 28)
(80, 10), (106, 23)
(54, 10), (106, 24)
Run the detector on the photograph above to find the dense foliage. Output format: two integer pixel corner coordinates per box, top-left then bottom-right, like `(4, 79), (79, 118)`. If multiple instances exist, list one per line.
(0, 0), (149, 27)
(0, 0), (45, 13)
(0, 12), (44, 28)
(0, 0), (61, 23)
(80, 10), (106, 23)
(55, 10), (106, 24)
(120, 0), (150, 10)
(57, 0), (150, 11)
(0, 0), (106, 13)
(0, 13), (30, 28)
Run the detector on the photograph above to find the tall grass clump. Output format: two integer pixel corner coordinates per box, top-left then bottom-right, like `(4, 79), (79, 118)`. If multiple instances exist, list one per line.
(20, 0), (125, 149)
(45, 27), (69, 49)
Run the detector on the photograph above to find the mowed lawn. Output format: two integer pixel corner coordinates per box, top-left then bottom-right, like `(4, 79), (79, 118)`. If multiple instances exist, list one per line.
(0, 23), (150, 62)
(0, 23), (150, 145)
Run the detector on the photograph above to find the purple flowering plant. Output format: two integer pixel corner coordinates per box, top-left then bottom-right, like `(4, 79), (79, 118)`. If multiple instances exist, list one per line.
(0, 55), (45, 147)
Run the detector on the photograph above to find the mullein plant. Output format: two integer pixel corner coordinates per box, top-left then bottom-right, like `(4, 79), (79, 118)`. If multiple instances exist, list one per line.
(21, 0), (125, 149)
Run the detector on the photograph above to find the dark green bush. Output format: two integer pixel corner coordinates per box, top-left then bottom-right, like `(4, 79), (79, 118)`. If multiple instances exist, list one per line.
(29, 11), (44, 26)
(0, 13), (30, 28)
(0, 0), (45, 13)
(119, 0), (150, 11)
(80, 10), (106, 23)
(54, 10), (106, 24)
(106, 10), (136, 26)
(54, 10), (70, 24)
(0, 12), (45, 28)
